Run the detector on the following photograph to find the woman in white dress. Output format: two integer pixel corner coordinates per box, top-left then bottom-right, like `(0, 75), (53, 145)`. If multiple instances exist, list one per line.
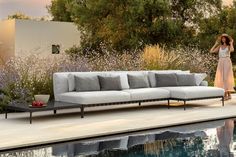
(210, 34), (234, 100)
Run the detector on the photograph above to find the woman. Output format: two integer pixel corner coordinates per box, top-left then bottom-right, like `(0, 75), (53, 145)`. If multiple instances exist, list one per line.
(210, 34), (234, 100)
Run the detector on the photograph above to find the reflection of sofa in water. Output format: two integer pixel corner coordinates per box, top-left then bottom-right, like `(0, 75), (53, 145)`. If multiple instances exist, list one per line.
(52, 120), (227, 156)
(128, 134), (155, 148)
(52, 143), (74, 157)
(51, 131), (207, 156)
(74, 142), (100, 156)
(52, 137), (129, 156)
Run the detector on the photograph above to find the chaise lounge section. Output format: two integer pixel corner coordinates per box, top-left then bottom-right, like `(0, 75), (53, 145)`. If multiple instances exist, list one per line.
(53, 70), (225, 118)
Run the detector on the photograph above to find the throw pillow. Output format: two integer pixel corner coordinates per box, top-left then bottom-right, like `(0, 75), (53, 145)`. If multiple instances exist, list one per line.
(194, 73), (207, 86)
(155, 73), (178, 87)
(176, 74), (196, 86)
(98, 76), (122, 91)
(128, 74), (150, 89)
(75, 76), (100, 92)
(148, 70), (183, 87)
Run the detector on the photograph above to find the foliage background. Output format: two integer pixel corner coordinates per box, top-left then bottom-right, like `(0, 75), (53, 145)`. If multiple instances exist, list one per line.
(47, 0), (236, 56)
(1, 0), (236, 106)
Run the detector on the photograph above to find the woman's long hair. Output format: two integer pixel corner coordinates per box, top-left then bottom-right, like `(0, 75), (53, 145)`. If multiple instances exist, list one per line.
(221, 36), (231, 46)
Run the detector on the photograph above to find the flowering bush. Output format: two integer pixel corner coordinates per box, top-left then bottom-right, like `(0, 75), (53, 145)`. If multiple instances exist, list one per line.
(89, 52), (143, 71)
(142, 45), (218, 82)
(142, 45), (181, 70)
(0, 53), (142, 106)
(0, 45), (218, 107)
(0, 55), (91, 105)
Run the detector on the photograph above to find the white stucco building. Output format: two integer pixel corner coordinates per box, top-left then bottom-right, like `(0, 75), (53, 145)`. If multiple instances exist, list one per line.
(0, 19), (81, 62)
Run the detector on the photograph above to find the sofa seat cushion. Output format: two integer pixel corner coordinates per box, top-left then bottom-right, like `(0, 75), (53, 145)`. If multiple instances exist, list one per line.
(123, 88), (170, 101)
(57, 91), (131, 105)
(160, 86), (224, 99)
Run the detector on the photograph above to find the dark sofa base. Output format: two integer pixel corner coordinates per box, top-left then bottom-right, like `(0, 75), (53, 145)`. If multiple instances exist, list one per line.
(79, 96), (224, 118)
(80, 98), (169, 118)
(171, 96), (224, 110)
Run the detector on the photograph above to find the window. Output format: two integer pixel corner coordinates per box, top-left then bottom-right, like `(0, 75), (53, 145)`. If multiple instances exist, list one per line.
(52, 45), (60, 54)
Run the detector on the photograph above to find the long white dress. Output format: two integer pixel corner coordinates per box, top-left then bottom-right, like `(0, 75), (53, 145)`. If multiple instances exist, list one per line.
(214, 46), (235, 92)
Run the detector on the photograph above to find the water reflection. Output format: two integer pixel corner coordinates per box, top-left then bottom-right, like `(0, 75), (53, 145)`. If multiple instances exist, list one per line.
(0, 119), (236, 157)
(217, 119), (234, 157)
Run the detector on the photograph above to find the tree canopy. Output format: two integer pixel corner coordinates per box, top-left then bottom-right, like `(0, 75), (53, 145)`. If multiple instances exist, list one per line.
(199, 2), (236, 60)
(48, 0), (225, 54)
(47, 0), (73, 22)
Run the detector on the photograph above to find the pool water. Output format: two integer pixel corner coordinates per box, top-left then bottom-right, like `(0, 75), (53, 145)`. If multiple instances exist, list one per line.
(1, 119), (236, 157)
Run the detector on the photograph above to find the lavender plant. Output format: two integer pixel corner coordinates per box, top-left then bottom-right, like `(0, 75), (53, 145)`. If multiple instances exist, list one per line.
(0, 55), (91, 105)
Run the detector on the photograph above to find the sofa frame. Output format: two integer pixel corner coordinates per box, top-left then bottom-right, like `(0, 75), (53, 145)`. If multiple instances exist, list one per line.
(79, 96), (224, 118)
(171, 96), (224, 110)
(5, 96), (224, 124)
(53, 71), (225, 119)
(79, 98), (169, 118)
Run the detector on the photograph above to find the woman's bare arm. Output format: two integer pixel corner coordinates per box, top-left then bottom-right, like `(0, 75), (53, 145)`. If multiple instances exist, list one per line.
(229, 39), (234, 52)
(210, 42), (220, 53)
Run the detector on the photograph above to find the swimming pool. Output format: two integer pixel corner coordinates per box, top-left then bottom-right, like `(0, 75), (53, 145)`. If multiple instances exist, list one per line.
(0, 119), (235, 157)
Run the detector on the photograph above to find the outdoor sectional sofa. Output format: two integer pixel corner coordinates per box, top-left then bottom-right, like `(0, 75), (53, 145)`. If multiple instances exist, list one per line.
(53, 70), (225, 118)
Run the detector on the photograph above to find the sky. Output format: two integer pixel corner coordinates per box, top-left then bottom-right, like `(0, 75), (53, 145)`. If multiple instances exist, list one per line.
(0, 0), (51, 20)
(0, 0), (234, 20)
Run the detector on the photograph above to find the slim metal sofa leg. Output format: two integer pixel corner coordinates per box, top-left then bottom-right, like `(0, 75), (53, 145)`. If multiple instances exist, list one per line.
(5, 108), (7, 119)
(167, 100), (170, 109)
(81, 105), (84, 118)
(139, 102), (141, 106)
(30, 112), (32, 124)
(222, 96), (224, 106)
(183, 100), (186, 110)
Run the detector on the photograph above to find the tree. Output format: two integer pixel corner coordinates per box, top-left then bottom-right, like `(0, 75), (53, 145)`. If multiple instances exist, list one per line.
(198, 2), (236, 61)
(171, 0), (222, 26)
(47, 0), (73, 22)
(8, 12), (31, 20)
(199, 2), (236, 47)
(48, 0), (222, 55)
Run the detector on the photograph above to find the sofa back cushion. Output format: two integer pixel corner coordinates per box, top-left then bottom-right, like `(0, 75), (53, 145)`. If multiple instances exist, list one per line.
(176, 74), (196, 86)
(68, 73), (75, 91)
(194, 73), (207, 86)
(98, 75), (122, 91)
(155, 73), (178, 87)
(128, 74), (150, 89)
(75, 76), (100, 92)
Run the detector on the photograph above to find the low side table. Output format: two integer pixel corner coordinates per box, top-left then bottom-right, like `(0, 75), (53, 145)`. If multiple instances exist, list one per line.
(5, 101), (83, 124)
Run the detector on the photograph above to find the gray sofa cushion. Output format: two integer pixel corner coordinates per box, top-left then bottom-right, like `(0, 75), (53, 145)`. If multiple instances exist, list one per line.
(98, 76), (122, 91)
(160, 86), (224, 99)
(176, 74), (196, 86)
(68, 73), (75, 92)
(57, 91), (130, 104)
(75, 76), (100, 92)
(148, 70), (185, 87)
(123, 88), (170, 101)
(194, 73), (207, 86)
(200, 80), (208, 86)
(155, 73), (178, 87)
(128, 74), (150, 89)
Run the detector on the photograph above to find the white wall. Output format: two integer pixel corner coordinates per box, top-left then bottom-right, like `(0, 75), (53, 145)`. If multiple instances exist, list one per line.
(0, 19), (15, 63)
(14, 19), (81, 57)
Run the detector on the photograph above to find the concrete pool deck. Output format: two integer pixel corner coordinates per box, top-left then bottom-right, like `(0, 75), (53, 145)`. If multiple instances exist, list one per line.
(0, 95), (236, 151)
